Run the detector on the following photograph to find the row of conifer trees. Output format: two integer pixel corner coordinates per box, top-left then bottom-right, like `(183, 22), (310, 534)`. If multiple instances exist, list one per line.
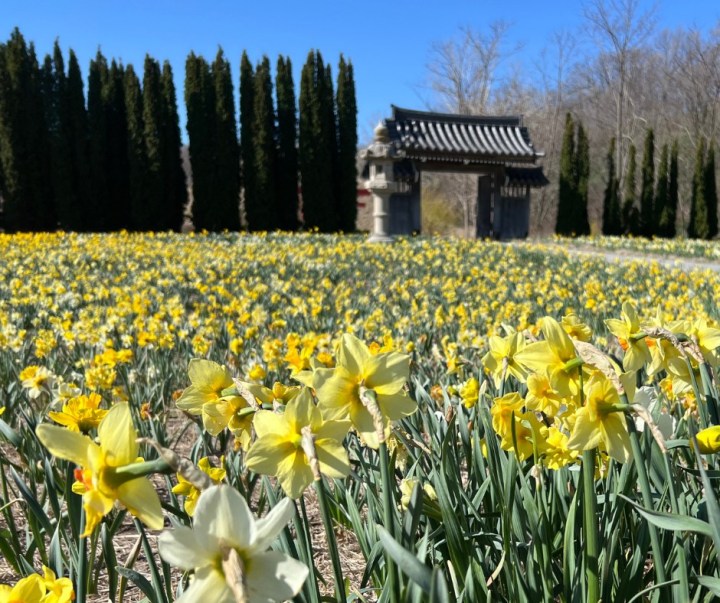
(602, 130), (717, 239)
(0, 27), (357, 233)
(556, 112), (718, 239)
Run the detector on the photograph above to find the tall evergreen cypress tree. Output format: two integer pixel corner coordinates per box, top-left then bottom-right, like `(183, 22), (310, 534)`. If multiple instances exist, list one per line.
(0, 29), (54, 232)
(142, 55), (166, 230)
(575, 121), (590, 235)
(705, 141), (718, 239)
(249, 56), (276, 231)
(689, 138), (708, 239)
(602, 137), (621, 235)
(185, 52), (214, 231)
(275, 56), (298, 231)
(105, 60), (130, 231)
(666, 140), (679, 238)
(87, 50), (109, 231)
(65, 49), (90, 230)
(239, 52), (255, 229)
(161, 61), (187, 231)
(639, 129), (655, 237)
(299, 50), (336, 231)
(42, 43), (75, 229)
(211, 49), (240, 231)
(324, 63), (339, 229)
(124, 64), (147, 231)
(622, 145), (638, 235)
(336, 55), (357, 232)
(555, 113), (575, 235)
(655, 143), (670, 238)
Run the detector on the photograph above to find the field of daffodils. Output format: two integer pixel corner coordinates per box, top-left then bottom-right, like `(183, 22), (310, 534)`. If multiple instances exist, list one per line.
(1, 232), (720, 603)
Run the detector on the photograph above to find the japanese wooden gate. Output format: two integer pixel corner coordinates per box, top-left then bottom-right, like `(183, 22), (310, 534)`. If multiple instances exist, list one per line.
(362, 107), (548, 241)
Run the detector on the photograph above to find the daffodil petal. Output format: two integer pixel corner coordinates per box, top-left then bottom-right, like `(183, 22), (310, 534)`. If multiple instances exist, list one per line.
(567, 410), (603, 452)
(117, 477), (164, 530)
(277, 450), (313, 499)
(602, 414), (632, 463)
(253, 497), (296, 552)
(316, 439), (351, 478)
(8, 574), (45, 602)
(36, 424), (92, 466)
(314, 419), (351, 443)
(193, 485), (255, 551)
(337, 333), (370, 376)
(98, 402), (137, 466)
(175, 565), (233, 603)
(363, 352), (409, 395)
(246, 551), (309, 603)
(252, 411), (291, 438)
(188, 359), (233, 391)
(245, 437), (293, 477)
(350, 403), (380, 449)
(284, 389), (315, 430)
(377, 391), (417, 421)
(158, 525), (209, 570)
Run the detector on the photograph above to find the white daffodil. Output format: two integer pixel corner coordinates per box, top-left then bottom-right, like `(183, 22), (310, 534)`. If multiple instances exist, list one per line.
(158, 485), (308, 603)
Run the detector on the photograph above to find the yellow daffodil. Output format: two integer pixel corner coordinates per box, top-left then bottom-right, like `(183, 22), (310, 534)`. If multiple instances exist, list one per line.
(498, 410), (545, 461)
(541, 426), (580, 470)
(313, 334), (416, 449)
(243, 381), (300, 408)
(158, 485), (308, 602)
(245, 389), (350, 499)
(399, 478), (437, 509)
(48, 392), (108, 433)
(490, 392), (525, 439)
(687, 317), (720, 365)
(176, 359), (254, 447)
(524, 373), (564, 417)
(515, 316), (581, 397)
(605, 301), (651, 372)
(19, 365), (54, 400)
(482, 330), (528, 387)
(41, 565), (75, 603)
(696, 425), (720, 454)
(560, 313), (592, 342)
(36, 402), (163, 536)
(567, 373), (631, 463)
(172, 457), (226, 516)
(458, 377), (480, 409)
(0, 574), (45, 603)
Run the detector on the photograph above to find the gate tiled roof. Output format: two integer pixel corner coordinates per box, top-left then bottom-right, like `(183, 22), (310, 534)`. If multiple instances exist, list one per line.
(386, 106), (542, 164)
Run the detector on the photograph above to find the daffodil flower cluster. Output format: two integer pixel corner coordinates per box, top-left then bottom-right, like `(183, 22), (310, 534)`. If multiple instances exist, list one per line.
(175, 333), (417, 499)
(482, 302), (720, 467)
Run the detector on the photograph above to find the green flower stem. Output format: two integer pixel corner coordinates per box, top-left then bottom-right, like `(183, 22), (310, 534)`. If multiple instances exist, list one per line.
(113, 458), (171, 481)
(663, 453), (689, 601)
(76, 509), (87, 603)
(297, 497), (322, 603)
(581, 449), (599, 603)
(379, 441), (400, 603)
(623, 396), (668, 585)
(313, 479), (345, 601)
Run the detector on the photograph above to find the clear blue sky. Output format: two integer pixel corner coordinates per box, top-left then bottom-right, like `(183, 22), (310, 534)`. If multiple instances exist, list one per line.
(3, 1), (719, 143)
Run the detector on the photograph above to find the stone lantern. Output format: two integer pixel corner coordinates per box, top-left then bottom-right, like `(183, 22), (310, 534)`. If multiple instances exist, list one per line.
(360, 122), (405, 243)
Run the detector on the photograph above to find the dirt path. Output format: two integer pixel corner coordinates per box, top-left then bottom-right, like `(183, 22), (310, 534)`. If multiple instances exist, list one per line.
(535, 242), (720, 273)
